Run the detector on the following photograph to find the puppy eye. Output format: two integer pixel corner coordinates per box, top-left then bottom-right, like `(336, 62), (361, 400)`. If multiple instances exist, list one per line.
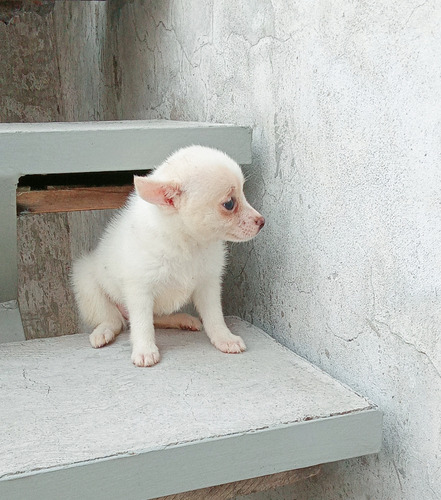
(222, 198), (235, 211)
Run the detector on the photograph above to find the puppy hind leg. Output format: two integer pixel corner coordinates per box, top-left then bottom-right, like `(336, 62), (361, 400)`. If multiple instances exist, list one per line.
(86, 295), (124, 348)
(72, 258), (124, 348)
(154, 313), (202, 331)
(89, 318), (123, 348)
(87, 291), (125, 348)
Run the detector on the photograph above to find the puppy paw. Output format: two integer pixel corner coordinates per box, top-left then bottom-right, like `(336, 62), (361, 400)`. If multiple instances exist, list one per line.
(177, 314), (203, 331)
(154, 313), (202, 331)
(131, 346), (160, 367)
(212, 335), (246, 354)
(90, 326), (116, 348)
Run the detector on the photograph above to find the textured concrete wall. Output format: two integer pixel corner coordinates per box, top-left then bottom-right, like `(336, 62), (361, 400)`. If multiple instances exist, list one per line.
(0, 1), (112, 122)
(108, 2), (441, 499)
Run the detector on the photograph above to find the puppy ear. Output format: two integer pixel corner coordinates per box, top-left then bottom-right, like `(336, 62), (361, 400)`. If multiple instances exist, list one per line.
(134, 176), (181, 208)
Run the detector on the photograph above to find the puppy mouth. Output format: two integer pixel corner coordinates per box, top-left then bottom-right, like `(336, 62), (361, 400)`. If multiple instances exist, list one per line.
(226, 214), (265, 242)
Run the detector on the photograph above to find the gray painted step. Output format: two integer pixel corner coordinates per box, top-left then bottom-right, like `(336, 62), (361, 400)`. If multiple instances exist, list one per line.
(0, 317), (382, 500)
(0, 301), (24, 343)
(0, 120), (252, 303)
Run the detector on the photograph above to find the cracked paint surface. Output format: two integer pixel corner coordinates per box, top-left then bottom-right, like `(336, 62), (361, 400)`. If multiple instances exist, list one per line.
(108, 1), (441, 499)
(0, 318), (376, 480)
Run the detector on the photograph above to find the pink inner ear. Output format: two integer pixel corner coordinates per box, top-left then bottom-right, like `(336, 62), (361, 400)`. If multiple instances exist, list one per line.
(134, 176), (181, 207)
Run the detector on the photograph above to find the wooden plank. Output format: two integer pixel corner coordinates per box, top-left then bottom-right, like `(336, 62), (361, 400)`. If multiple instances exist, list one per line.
(17, 209), (115, 339)
(0, 318), (382, 500)
(0, 120), (252, 176)
(156, 466), (321, 500)
(16, 212), (78, 339)
(0, 411), (381, 500)
(17, 185), (132, 214)
(0, 120), (252, 302)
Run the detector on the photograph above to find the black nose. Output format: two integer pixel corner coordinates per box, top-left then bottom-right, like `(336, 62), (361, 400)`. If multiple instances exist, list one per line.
(256, 216), (265, 230)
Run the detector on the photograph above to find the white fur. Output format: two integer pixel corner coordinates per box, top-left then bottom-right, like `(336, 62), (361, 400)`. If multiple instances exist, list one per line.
(72, 146), (264, 367)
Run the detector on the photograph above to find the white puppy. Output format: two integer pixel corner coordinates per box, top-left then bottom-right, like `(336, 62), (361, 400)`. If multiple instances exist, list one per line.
(72, 146), (264, 367)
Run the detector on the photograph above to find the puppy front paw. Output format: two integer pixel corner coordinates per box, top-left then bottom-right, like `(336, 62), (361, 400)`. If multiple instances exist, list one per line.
(212, 335), (246, 354)
(131, 346), (160, 367)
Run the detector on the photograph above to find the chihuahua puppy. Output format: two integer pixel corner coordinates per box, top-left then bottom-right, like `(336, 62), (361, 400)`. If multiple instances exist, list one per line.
(72, 146), (264, 367)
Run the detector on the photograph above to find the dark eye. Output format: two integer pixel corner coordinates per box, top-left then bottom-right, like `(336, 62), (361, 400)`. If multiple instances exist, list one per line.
(223, 198), (235, 211)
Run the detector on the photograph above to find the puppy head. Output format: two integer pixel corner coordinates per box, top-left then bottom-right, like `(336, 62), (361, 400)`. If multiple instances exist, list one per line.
(134, 146), (264, 243)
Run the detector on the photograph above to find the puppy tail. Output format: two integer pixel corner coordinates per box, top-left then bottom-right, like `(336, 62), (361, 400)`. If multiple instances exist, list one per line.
(71, 256), (124, 333)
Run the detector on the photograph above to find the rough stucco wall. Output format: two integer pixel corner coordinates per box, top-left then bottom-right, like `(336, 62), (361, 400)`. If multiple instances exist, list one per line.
(0, 3), (61, 122)
(109, 1), (441, 499)
(0, 1), (112, 122)
(53, 1), (114, 122)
